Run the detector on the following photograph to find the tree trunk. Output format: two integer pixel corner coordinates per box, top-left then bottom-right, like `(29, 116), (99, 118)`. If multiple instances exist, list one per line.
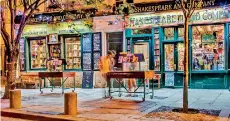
(2, 61), (17, 99)
(183, 17), (189, 113)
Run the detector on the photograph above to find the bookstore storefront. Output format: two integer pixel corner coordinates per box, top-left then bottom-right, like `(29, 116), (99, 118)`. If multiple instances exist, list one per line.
(125, 7), (230, 89)
(19, 18), (103, 88)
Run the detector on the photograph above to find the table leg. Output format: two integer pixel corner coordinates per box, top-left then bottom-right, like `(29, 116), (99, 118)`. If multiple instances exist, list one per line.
(118, 79), (121, 97)
(107, 78), (113, 99)
(143, 79), (146, 101)
(62, 77), (64, 94)
(72, 76), (76, 92)
(151, 79), (154, 99)
(40, 78), (43, 94)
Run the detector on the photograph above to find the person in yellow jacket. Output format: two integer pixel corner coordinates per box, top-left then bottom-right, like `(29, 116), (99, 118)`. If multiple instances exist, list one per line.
(99, 50), (116, 97)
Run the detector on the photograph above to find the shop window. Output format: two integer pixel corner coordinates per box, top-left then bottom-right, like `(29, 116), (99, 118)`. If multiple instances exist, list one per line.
(192, 25), (225, 70)
(164, 28), (174, 40)
(65, 37), (81, 69)
(30, 38), (47, 69)
(133, 28), (152, 35)
(154, 28), (160, 71)
(178, 28), (184, 40)
(107, 32), (123, 69)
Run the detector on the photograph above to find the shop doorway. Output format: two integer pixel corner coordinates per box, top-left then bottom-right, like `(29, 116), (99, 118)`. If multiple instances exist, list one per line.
(133, 42), (150, 71)
(163, 42), (184, 87)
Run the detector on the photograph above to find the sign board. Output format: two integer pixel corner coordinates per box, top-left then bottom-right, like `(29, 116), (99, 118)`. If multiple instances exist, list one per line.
(133, 0), (230, 13)
(82, 71), (94, 88)
(118, 53), (144, 63)
(126, 8), (230, 28)
(22, 21), (92, 37)
(165, 72), (174, 86)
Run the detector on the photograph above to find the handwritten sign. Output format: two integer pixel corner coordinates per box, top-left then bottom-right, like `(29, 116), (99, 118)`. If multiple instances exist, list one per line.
(82, 71), (94, 88)
(118, 53), (144, 63)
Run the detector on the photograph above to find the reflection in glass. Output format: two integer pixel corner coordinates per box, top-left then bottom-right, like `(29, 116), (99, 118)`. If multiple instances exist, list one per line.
(134, 43), (149, 71)
(164, 44), (174, 71)
(192, 25), (225, 70)
(164, 28), (174, 40)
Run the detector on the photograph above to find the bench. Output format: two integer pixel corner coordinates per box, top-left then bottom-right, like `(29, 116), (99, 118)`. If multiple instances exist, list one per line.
(153, 74), (161, 89)
(19, 72), (39, 89)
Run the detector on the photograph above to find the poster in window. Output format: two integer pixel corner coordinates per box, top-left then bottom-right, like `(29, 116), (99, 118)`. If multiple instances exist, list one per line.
(165, 72), (174, 86)
(82, 53), (92, 70)
(82, 34), (92, 52)
(93, 52), (101, 70)
(93, 33), (101, 51)
(82, 71), (94, 88)
(19, 39), (25, 71)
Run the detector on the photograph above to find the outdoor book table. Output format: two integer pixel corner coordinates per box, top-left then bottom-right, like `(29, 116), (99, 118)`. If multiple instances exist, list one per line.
(38, 72), (75, 94)
(106, 71), (155, 101)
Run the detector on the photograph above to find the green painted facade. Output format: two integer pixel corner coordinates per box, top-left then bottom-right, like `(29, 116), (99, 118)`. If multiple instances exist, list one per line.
(125, 23), (230, 89)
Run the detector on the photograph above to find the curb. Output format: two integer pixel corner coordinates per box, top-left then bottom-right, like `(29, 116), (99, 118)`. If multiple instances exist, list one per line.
(1, 109), (76, 121)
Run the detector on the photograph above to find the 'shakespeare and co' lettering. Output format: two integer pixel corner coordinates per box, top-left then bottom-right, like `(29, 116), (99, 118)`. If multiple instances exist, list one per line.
(127, 8), (229, 28)
(133, 0), (218, 13)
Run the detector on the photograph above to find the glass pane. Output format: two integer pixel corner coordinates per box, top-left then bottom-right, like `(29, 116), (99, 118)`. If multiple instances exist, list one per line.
(154, 28), (160, 71)
(164, 44), (174, 71)
(30, 39), (47, 69)
(164, 28), (174, 40)
(133, 28), (152, 35)
(134, 43), (149, 71)
(178, 28), (184, 40)
(192, 25), (225, 70)
(178, 43), (184, 71)
(65, 37), (81, 69)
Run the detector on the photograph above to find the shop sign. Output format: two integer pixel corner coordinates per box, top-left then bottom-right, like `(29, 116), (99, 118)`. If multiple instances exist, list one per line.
(15, 9), (96, 24)
(22, 24), (48, 37)
(22, 21), (92, 37)
(127, 8), (230, 28)
(118, 53), (144, 63)
(133, 0), (230, 13)
(48, 21), (92, 34)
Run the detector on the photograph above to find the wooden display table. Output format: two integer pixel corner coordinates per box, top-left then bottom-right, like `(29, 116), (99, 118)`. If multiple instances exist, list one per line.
(106, 71), (155, 101)
(38, 72), (75, 94)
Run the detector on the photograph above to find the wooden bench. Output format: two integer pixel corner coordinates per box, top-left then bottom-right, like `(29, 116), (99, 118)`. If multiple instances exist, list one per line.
(20, 72), (39, 89)
(153, 74), (161, 89)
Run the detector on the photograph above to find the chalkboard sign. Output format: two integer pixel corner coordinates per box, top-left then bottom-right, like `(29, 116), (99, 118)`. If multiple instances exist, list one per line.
(93, 52), (101, 70)
(82, 71), (94, 88)
(165, 72), (174, 86)
(82, 34), (92, 52)
(82, 53), (92, 70)
(93, 33), (101, 51)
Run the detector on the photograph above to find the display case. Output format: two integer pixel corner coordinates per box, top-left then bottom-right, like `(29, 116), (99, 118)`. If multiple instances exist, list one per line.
(30, 38), (47, 69)
(19, 39), (25, 71)
(65, 36), (81, 70)
(154, 28), (160, 71)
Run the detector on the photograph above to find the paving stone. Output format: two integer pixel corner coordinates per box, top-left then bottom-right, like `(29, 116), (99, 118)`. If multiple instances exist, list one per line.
(93, 114), (125, 121)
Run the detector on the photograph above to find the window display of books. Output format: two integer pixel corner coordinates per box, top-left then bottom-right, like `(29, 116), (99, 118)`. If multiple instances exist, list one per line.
(65, 37), (81, 69)
(154, 28), (160, 71)
(30, 39), (47, 69)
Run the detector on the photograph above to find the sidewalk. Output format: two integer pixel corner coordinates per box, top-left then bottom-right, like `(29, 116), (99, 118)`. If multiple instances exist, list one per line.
(1, 88), (230, 121)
